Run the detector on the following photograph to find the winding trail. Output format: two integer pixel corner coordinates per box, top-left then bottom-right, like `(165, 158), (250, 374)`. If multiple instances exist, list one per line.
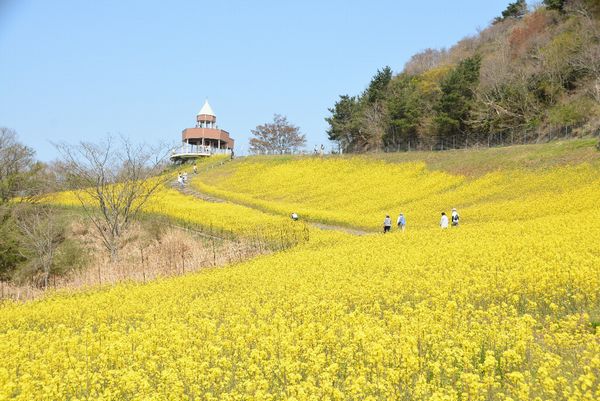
(172, 181), (225, 203)
(170, 180), (370, 236)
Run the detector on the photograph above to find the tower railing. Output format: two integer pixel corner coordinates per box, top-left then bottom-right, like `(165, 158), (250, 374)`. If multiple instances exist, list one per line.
(171, 143), (232, 159)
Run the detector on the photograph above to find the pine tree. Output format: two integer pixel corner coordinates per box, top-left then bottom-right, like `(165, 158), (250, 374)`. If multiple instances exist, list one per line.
(364, 66), (392, 104)
(543, 0), (565, 12)
(494, 0), (528, 23)
(434, 55), (481, 142)
(325, 95), (361, 152)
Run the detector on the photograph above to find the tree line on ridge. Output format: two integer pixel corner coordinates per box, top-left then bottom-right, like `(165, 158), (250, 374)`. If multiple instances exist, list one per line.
(326, 0), (600, 152)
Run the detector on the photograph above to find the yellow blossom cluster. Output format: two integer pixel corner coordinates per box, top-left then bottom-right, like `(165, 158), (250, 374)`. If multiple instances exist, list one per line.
(1, 155), (599, 400)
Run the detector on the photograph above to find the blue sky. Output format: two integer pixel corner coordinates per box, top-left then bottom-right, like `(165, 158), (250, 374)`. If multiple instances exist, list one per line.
(1, 0), (516, 160)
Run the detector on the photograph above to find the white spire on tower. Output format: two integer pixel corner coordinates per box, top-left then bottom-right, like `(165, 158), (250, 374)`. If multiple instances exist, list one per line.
(197, 99), (215, 116)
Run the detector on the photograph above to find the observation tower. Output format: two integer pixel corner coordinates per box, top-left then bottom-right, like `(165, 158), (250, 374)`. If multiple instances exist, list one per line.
(170, 100), (235, 162)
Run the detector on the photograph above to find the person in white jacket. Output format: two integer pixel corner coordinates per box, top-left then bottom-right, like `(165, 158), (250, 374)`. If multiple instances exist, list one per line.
(440, 212), (449, 229)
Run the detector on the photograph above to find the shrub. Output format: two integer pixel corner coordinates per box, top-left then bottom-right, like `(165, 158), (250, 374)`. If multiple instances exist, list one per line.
(548, 98), (593, 127)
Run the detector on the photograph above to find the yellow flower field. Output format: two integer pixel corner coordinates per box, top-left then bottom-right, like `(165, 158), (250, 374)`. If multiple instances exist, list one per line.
(193, 157), (600, 230)
(2, 151), (600, 400)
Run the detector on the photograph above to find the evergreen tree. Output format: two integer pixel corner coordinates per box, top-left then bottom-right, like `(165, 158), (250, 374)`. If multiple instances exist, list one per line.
(364, 66), (393, 104)
(434, 55), (481, 142)
(325, 95), (361, 152)
(502, 0), (528, 19)
(384, 75), (423, 149)
(494, 0), (528, 23)
(543, 0), (565, 11)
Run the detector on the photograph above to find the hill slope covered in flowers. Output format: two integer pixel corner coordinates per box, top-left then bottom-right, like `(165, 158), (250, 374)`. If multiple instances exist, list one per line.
(1, 141), (599, 400)
(193, 141), (600, 231)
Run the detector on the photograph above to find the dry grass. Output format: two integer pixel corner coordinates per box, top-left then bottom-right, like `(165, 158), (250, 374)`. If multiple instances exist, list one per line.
(364, 138), (600, 176)
(1, 219), (268, 302)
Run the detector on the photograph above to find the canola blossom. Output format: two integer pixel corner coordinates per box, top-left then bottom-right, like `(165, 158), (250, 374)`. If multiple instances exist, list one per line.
(1, 156), (600, 400)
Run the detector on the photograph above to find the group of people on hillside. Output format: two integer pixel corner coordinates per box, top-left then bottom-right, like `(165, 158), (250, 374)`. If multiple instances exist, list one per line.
(440, 208), (460, 229)
(383, 208), (459, 233)
(313, 144), (325, 156)
(176, 164), (200, 188)
(177, 172), (188, 188)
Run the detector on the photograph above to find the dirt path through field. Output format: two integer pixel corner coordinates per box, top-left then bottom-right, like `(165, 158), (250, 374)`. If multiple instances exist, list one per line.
(170, 180), (370, 236)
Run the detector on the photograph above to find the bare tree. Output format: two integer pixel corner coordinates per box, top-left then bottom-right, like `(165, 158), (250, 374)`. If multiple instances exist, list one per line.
(403, 48), (449, 76)
(568, 5), (600, 102)
(360, 102), (387, 151)
(249, 114), (306, 155)
(56, 136), (170, 261)
(14, 205), (64, 289)
(0, 127), (39, 203)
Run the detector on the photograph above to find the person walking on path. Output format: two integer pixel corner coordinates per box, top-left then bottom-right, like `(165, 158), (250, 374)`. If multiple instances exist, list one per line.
(383, 215), (392, 233)
(193, 164), (197, 174)
(291, 212), (299, 221)
(177, 173), (184, 188)
(440, 212), (449, 229)
(397, 213), (406, 232)
(451, 208), (460, 227)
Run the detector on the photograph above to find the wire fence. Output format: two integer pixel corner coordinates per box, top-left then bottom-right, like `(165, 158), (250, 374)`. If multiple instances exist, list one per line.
(346, 125), (600, 154)
(238, 126), (599, 157)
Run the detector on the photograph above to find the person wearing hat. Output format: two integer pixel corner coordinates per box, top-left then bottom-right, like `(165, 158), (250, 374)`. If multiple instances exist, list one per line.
(451, 208), (460, 227)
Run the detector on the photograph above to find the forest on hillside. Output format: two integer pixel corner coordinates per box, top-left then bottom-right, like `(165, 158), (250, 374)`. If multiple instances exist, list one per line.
(326, 0), (600, 152)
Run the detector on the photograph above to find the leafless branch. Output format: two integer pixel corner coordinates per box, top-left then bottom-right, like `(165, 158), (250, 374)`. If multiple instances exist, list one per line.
(54, 136), (171, 261)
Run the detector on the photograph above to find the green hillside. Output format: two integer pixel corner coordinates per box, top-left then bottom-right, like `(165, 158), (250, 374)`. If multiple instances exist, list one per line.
(326, 0), (600, 153)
